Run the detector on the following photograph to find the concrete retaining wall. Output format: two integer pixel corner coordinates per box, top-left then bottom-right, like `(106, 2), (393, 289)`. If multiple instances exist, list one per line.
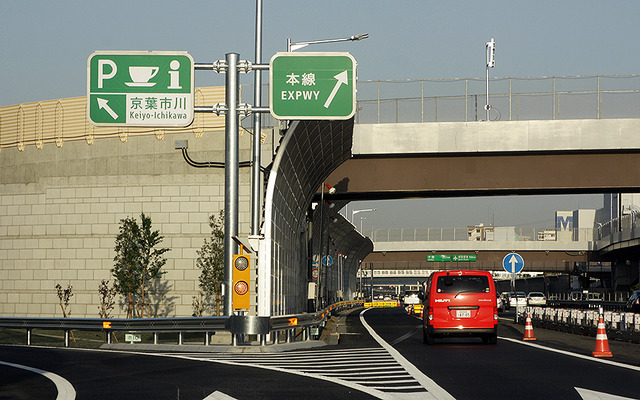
(0, 126), (272, 318)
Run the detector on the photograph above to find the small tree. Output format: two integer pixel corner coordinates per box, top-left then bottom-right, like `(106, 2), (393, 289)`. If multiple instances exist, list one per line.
(55, 283), (75, 343)
(112, 216), (141, 317)
(112, 213), (169, 318)
(55, 283), (73, 317)
(98, 279), (119, 342)
(138, 213), (170, 317)
(191, 293), (205, 317)
(97, 279), (117, 319)
(196, 210), (225, 316)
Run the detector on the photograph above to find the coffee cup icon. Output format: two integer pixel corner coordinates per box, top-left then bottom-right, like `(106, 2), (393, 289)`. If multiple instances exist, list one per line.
(125, 66), (159, 87)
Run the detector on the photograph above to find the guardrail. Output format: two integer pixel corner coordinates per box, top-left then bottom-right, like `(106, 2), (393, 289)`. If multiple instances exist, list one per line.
(546, 300), (626, 312)
(516, 306), (640, 343)
(0, 301), (363, 348)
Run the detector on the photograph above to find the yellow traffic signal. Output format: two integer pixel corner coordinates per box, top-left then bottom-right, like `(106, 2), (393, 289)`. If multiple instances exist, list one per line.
(232, 254), (251, 310)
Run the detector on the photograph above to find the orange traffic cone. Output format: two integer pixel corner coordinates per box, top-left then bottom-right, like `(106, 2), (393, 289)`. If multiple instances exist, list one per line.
(592, 312), (613, 358)
(523, 313), (537, 341)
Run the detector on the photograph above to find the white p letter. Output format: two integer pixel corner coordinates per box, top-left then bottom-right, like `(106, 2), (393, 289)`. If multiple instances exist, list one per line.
(98, 59), (117, 89)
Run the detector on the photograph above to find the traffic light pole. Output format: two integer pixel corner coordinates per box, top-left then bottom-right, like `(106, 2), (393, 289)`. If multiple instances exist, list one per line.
(194, 56), (268, 316)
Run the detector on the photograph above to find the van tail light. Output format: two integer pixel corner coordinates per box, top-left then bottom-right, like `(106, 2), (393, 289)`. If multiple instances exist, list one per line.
(493, 306), (498, 320)
(427, 307), (434, 321)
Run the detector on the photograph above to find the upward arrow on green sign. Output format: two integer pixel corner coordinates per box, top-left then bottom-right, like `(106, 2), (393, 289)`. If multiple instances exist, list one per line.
(269, 52), (356, 120)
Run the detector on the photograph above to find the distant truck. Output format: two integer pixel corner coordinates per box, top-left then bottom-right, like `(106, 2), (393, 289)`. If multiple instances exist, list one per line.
(403, 291), (422, 306)
(403, 290), (423, 314)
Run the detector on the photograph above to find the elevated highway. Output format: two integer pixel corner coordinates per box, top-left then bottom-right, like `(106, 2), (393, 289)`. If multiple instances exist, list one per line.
(367, 237), (592, 273)
(319, 118), (640, 287)
(326, 118), (640, 200)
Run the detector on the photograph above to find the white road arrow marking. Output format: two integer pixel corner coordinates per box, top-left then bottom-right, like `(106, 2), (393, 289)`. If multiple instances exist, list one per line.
(575, 387), (636, 400)
(323, 70), (348, 108)
(508, 255), (519, 273)
(203, 391), (237, 400)
(97, 98), (119, 120)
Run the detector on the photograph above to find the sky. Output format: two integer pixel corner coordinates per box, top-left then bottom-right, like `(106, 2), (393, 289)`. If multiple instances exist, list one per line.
(2, 0), (637, 229)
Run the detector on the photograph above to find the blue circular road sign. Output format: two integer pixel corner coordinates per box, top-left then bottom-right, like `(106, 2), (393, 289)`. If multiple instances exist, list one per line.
(502, 252), (524, 274)
(322, 255), (333, 267)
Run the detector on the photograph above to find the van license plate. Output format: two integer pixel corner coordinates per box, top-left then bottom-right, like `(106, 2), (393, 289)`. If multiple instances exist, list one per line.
(456, 310), (471, 318)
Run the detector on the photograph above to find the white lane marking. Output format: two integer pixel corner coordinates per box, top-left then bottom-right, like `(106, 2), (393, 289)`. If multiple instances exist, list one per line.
(575, 387), (637, 400)
(360, 309), (456, 400)
(500, 337), (640, 372)
(0, 360), (76, 400)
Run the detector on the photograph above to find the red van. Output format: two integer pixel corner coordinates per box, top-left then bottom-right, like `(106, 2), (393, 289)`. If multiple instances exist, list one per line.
(423, 270), (498, 344)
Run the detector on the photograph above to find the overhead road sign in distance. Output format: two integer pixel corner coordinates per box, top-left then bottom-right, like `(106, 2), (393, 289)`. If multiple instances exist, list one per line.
(87, 51), (194, 127)
(502, 252), (525, 274)
(427, 255), (451, 262)
(452, 254), (477, 262)
(269, 52), (356, 120)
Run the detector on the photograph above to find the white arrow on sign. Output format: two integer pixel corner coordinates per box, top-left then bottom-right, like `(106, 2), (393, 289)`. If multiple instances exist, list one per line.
(97, 98), (119, 120)
(323, 70), (348, 109)
(575, 387), (636, 400)
(508, 254), (519, 273)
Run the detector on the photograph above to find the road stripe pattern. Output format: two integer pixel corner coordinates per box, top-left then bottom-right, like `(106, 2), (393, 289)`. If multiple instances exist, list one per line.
(161, 347), (431, 400)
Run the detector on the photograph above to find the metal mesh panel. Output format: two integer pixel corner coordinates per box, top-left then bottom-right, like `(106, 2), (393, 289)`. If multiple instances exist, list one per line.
(262, 119), (374, 315)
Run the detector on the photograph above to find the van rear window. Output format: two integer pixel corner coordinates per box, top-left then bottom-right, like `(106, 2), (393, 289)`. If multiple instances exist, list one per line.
(436, 275), (490, 294)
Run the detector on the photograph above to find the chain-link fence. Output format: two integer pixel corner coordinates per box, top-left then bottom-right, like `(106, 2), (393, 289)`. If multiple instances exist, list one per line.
(354, 74), (640, 124)
(242, 74), (640, 129)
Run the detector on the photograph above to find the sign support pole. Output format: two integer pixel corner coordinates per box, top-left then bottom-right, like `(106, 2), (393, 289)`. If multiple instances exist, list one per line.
(251, 0), (263, 236)
(224, 53), (240, 316)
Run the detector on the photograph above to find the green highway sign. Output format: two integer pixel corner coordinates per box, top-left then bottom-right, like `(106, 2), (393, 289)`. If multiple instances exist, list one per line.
(269, 52), (356, 120)
(87, 51), (194, 127)
(427, 254), (477, 262)
(427, 255), (451, 262)
(452, 254), (477, 262)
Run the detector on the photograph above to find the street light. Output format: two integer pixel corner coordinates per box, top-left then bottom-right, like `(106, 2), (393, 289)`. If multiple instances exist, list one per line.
(360, 216), (367, 232)
(351, 208), (376, 224)
(485, 37), (496, 121)
(287, 33), (369, 52)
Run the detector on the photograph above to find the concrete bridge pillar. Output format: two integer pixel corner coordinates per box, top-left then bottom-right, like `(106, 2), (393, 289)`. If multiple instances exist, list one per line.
(612, 260), (639, 291)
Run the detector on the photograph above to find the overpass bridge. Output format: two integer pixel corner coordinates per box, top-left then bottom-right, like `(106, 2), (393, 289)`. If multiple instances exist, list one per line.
(314, 115), (640, 293)
(325, 118), (640, 201)
(361, 226), (593, 274)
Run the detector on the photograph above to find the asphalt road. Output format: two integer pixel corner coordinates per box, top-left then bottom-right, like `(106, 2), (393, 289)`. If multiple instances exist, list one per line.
(1, 307), (639, 400)
(343, 307), (640, 399)
(0, 345), (377, 400)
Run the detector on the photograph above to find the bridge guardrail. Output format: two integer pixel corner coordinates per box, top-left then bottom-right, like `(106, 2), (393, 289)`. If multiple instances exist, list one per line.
(545, 300), (626, 312)
(0, 301), (364, 348)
